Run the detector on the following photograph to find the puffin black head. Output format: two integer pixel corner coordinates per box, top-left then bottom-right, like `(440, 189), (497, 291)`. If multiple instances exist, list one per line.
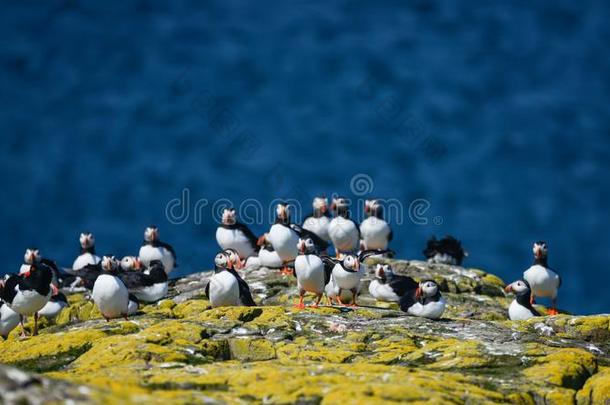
(312, 197), (329, 217)
(79, 232), (95, 252)
(214, 251), (231, 272)
(365, 199), (384, 219)
(24, 248), (41, 265)
(120, 256), (143, 272)
(374, 264), (393, 283)
(222, 208), (237, 226)
(297, 237), (316, 255)
(144, 226), (159, 243)
(275, 203), (291, 224)
(416, 279), (440, 300)
(331, 197), (350, 218)
(223, 248), (243, 270)
(533, 241), (548, 259)
(505, 279), (532, 296)
(341, 254), (360, 272)
(101, 255), (119, 273)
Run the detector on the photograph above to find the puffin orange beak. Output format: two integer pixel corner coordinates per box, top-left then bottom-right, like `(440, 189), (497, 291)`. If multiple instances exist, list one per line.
(415, 287), (422, 299)
(24, 269), (31, 278)
(135, 258), (143, 270)
(504, 285), (512, 293)
(51, 284), (59, 296)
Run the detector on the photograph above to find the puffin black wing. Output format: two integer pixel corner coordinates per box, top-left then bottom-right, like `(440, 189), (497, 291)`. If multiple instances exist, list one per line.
(204, 281), (210, 299)
(399, 289), (418, 312)
(289, 224), (329, 252)
(79, 264), (102, 290)
(320, 255), (338, 285)
(156, 240), (178, 267)
(0, 275), (19, 304)
(358, 249), (395, 262)
(234, 222), (260, 251)
(118, 271), (148, 289)
(387, 275), (419, 298)
(228, 269), (256, 306)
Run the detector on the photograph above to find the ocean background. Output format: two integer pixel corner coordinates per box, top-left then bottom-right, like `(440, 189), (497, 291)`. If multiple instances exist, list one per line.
(1, 1), (609, 314)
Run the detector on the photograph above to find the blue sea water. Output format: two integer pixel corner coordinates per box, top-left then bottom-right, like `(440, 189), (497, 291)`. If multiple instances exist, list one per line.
(1, 1), (609, 314)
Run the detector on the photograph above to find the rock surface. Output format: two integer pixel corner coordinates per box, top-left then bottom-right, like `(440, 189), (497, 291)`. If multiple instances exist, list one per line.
(0, 259), (609, 404)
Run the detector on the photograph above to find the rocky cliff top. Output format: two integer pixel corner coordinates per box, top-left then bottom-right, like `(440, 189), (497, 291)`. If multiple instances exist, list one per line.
(1, 259), (609, 404)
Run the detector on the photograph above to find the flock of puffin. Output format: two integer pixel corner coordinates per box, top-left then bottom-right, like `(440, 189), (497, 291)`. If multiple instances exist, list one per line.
(0, 197), (561, 339)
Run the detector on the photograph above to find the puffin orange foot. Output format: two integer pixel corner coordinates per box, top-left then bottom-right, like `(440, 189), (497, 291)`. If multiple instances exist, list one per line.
(547, 308), (559, 316)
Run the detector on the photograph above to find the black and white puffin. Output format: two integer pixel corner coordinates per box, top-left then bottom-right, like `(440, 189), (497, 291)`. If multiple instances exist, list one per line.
(38, 292), (69, 319)
(139, 226), (177, 275)
(204, 251), (256, 307)
(328, 197), (360, 257)
(423, 236), (467, 266)
(216, 208), (260, 260)
(119, 260), (168, 303)
(1, 262), (56, 336)
(505, 279), (540, 321)
(360, 199), (392, 251)
(324, 249), (392, 306)
(293, 237), (333, 308)
(302, 197), (331, 243)
(523, 241), (561, 315)
(399, 279), (446, 320)
(91, 256), (130, 321)
(0, 299), (20, 339)
(368, 264), (418, 302)
(71, 232), (101, 273)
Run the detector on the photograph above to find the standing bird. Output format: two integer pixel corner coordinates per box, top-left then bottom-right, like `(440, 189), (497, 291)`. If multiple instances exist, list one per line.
(260, 203), (300, 275)
(505, 279), (540, 321)
(139, 226), (177, 275)
(328, 197), (360, 258)
(368, 264), (418, 302)
(523, 241), (561, 315)
(423, 236), (467, 266)
(293, 237), (333, 308)
(216, 208), (260, 260)
(119, 260), (168, 303)
(325, 249), (392, 306)
(38, 292), (69, 319)
(19, 248), (64, 286)
(1, 262), (56, 336)
(360, 199), (392, 251)
(302, 197), (332, 243)
(0, 299), (20, 339)
(205, 251), (256, 308)
(399, 280), (446, 320)
(71, 232), (101, 273)
(91, 256), (130, 321)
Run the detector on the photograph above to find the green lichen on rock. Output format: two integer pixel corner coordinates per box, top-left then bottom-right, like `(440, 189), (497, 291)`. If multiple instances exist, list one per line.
(0, 259), (609, 404)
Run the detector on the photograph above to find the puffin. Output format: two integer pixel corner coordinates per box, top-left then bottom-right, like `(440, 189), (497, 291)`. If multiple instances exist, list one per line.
(399, 280), (446, 320)
(259, 203), (300, 275)
(257, 240), (285, 269)
(119, 260), (168, 303)
(302, 197), (332, 243)
(71, 232), (101, 273)
(505, 279), (540, 321)
(360, 199), (392, 251)
(1, 262), (56, 336)
(293, 237), (333, 308)
(368, 263), (418, 302)
(328, 197), (360, 258)
(324, 249), (392, 306)
(0, 299), (20, 339)
(423, 236), (467, 266)
(38, 292), (69, 319)
(91, 256), (130, 321)
(216, 208), (259, 260)
(523, 241), (561, 315)
(205, 251), (256, 308)
(139, 226), (177, 275)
